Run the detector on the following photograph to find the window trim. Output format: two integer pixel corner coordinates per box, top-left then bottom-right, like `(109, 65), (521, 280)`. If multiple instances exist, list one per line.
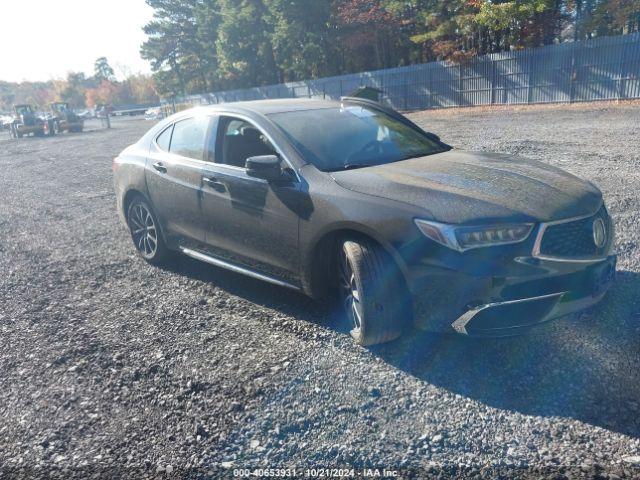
(152, 112), (300, 183)
(204, 116), (219, 163)
(154, 124), (174, 153)
(211, 113), (300, 181)
(215, 116), (278, 171)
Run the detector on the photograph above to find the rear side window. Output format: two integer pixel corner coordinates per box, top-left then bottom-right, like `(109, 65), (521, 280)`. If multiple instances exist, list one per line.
(169, 116), (210, 160)
(155, 125), (173, 151)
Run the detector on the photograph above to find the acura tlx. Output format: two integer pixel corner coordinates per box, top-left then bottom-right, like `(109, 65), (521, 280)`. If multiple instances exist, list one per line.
(113, 97), (616, 345)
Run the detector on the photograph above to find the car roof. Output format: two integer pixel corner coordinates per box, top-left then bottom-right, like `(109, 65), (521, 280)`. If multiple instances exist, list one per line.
(201, 98), (340, 115)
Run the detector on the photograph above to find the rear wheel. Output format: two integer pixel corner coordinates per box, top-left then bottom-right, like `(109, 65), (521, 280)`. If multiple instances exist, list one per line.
(338, 238), (410, 345)
(127, 196), (170, 265)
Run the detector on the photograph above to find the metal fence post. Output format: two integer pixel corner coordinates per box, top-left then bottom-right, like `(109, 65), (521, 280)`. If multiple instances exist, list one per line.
(404, 80), (408, 110)
(569, 44), (577, 103)
(428, 68), (432, 109)
(491, 59), (496, 105)
(459, 64), (463, 107)
(527, 55), (534, 104)
(617, 39), (626, 101)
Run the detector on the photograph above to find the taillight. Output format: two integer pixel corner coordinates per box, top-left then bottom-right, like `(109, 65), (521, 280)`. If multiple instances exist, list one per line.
(112, 157), (119, 172)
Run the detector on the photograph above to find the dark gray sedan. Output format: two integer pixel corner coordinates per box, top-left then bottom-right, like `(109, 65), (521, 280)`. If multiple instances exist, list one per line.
(113, 98), (616, 345)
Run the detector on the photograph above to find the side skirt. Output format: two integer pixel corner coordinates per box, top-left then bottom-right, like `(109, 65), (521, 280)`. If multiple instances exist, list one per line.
(179, 247), (301, 291)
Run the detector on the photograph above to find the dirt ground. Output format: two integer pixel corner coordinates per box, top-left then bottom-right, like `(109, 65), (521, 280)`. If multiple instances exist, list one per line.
(1, 104), (639, 478)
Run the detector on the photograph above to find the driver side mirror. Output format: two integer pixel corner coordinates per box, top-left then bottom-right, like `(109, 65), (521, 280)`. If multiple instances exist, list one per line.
(245, 155), (282, 181)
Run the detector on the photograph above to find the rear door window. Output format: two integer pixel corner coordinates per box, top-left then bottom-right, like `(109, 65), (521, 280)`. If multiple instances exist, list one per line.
(155, 125), (173, 151)
(169, 116), (211, 160)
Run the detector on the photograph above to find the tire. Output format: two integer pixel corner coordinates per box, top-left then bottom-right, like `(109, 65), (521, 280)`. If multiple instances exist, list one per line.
(126, 196), (171, 265)
(338, 238), (410, 346)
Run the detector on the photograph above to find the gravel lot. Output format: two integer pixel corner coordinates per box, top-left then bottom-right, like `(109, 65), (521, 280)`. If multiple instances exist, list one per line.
(1, 104), (639, 479)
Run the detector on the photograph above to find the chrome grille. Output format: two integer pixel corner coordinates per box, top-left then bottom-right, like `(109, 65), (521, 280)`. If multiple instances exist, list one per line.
(538, 206), (611, 259)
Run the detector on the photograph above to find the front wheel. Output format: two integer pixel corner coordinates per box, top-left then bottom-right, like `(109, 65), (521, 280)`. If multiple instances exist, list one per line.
(338, 239), (410, 345)
(127, 196), (170, 265)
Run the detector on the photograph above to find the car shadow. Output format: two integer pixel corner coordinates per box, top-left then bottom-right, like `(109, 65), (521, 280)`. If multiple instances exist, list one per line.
(163, 256), (640, 439)
(159, 255), (329, 321)
(371, 269), (640, 439)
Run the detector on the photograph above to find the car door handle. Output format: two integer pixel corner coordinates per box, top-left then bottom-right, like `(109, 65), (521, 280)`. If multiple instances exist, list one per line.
(203, 177), (226, 192)
(152, 162), (167, 173)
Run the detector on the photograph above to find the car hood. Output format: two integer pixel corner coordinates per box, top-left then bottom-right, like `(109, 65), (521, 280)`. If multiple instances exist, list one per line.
(331, 150), (602, 224)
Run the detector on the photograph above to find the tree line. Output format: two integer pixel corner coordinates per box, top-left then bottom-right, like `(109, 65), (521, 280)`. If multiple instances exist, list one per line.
(0, 58), (158, 111)
(142, 0), (639, 97)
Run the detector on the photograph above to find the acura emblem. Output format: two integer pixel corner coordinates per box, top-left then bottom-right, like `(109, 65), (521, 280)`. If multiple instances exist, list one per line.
(592, 218), (606, 248)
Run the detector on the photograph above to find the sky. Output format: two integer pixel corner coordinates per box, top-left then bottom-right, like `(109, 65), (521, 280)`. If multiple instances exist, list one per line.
(0, 0), (154, 83)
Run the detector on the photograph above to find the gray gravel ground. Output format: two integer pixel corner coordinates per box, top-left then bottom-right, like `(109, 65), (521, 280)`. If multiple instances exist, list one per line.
(0, 105), (639, 479)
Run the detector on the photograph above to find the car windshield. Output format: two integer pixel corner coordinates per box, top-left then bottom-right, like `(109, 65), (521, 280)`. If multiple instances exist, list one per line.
(268, 105), (448, 171)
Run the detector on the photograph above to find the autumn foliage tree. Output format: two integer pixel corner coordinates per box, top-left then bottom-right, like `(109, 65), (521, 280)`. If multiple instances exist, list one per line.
(1, 57), (158, 111)
(139, 0), (638, 96)
(336, 0), (410, 71)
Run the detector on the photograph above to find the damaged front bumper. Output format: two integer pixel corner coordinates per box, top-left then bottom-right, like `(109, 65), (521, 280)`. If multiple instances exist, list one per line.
(451, 288), (609, 336)
(410, 254), (616, 336)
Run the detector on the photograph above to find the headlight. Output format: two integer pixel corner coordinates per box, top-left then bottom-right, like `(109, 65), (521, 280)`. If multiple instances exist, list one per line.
(415, 219), (534, 252)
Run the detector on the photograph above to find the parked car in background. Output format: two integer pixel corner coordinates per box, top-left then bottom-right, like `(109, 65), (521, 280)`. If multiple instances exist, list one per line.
(76, 110), (92, 120)
(145, 107), (165, 121)
(113, 98), (616, 345)
(0, 113), (13, 131)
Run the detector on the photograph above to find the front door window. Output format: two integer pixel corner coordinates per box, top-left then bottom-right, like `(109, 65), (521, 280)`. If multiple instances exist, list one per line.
(217, 117), (277, 168)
